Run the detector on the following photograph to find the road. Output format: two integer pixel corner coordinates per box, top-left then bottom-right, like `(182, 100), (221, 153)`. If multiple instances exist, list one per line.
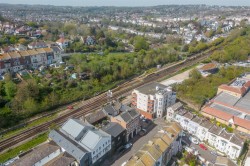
(182, 133), (217, 164)
(103, 119), (168, 166)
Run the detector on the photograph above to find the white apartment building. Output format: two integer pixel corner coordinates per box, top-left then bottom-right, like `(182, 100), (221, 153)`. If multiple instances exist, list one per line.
(50, 118), (111, 165)
(132, 82), (176, 119)
(166, 102), (244, 160)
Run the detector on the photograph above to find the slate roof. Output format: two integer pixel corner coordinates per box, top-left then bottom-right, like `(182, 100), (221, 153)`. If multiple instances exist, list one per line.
(44, 152), (75, 166)
(169, 102), (183, 111)
(85, 110), (106, 124)
(49, 130), (87, 162)
(183, 111), (194, 120)
(229, 134), (244, 147)
(61, 119), (89, 141)
(103, 104), (119, 116)
(51, 46), (61, 52)
(10, 141), (60, 166)
(101, 122), (125, 137)
(199, 119), (213, 129)
(191, 116), (202, 124)
(118, 109), (139, 123)
(209, 125), (223, 135)
(219, 129), (233, 140)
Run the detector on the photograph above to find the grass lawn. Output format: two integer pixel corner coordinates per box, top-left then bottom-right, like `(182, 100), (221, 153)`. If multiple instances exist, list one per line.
(0, 114), (57, 141)
(0, 132), (48, 163)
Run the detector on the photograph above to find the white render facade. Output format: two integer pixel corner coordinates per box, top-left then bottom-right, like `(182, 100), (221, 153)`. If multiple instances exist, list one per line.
(166, 102), (244, 160)
(132, 82), (176, 118)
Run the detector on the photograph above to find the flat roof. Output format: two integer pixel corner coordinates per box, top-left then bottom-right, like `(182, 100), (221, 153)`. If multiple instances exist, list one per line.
(210, 103), (242, 117)
(213, 92), (239, 106)
(135, 82), (168, 95)
(235, 90), (250, 111)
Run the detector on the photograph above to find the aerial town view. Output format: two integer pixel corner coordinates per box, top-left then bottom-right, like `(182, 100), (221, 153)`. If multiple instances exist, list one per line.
(0, 0), (250, 165)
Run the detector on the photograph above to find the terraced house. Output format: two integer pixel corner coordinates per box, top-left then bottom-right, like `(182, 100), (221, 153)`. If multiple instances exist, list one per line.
(0, 48), (62, 74)
(125, 122), (182, 166)
(167, 102), (244, 160)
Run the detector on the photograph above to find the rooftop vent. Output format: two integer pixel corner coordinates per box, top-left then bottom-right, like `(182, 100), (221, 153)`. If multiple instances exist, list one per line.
(156, 86), (159, 91)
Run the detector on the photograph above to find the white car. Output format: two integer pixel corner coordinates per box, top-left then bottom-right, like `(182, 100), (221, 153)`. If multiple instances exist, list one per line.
(124, 143), (132, 149)
(121, 161), (127, 166)
(189, 136), (199, 144)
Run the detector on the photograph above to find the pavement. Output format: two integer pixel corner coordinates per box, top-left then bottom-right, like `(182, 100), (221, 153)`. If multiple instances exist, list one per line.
(103, 118), (167, 166)
(182, 133), (217, 164)
(160, 64), (203, 86)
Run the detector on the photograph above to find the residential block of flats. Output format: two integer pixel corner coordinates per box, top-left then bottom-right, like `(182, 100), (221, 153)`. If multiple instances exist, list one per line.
(131, 82), (176, 119)
(201, 73), (250, 134)
(125, 122), (182, 166)
(167, 102), (244, 160)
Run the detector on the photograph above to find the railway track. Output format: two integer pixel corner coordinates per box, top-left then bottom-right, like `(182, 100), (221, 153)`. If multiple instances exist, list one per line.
(0, 51), (209, 153)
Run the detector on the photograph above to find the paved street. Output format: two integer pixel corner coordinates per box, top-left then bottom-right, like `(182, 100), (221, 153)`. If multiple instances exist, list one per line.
(182, 133), (217, 164)
(103, 119), (166, 166)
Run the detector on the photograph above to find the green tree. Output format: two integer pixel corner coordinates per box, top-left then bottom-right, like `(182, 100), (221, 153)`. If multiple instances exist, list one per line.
(133, 36), (149, 52)
(4, 81), (17, 99)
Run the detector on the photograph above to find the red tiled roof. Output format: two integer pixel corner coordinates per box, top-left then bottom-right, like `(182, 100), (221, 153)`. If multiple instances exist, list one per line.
(244, 81), (250, 88)
(56, 38), (64, 43)
(202, 106), (250, 130)
(202, 106), (233, 121)
(233, 117), (250, 130)
(200, 63), (217, 71)
(218, 84), (246, 96)
(212, 100), (250, 115)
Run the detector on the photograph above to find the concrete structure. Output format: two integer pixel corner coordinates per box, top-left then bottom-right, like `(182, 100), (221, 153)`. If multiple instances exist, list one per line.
(49, 118), (111, 166)
(125, 122), (182, 166)
(132, 82), (176, 119)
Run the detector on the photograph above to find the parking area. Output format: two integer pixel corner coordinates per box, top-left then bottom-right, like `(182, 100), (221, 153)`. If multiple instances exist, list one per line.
(182, 132), (217, 164)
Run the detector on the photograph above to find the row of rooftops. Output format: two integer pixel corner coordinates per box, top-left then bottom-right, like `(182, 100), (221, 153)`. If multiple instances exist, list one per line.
(201, 73), (250, 131)
(10, 141), (76, 166)
(173, 104), (244, 147)
(0, 48), (54, 60)
(125, 122), (182, 166)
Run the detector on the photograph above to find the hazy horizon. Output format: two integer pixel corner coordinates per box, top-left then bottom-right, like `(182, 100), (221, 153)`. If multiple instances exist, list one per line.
(1, 0), (250, 7)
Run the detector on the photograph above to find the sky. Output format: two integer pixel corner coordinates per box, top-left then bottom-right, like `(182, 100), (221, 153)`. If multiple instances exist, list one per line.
(1, 0), (250, 7)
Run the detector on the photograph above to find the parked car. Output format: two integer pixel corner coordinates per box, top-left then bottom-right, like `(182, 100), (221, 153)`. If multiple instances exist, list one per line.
(142, 128), (147, 133)
(124, 143), (132, 149)
(199, 144), (207, 150)
(67, 105), (74, 110)
(189, 136), (199, 144)
(210, 151), (218, 156)
(121, 161), (127, 166)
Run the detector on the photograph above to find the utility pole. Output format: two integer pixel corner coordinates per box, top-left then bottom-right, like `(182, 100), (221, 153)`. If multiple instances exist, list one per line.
(107, 90), (112, 104)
